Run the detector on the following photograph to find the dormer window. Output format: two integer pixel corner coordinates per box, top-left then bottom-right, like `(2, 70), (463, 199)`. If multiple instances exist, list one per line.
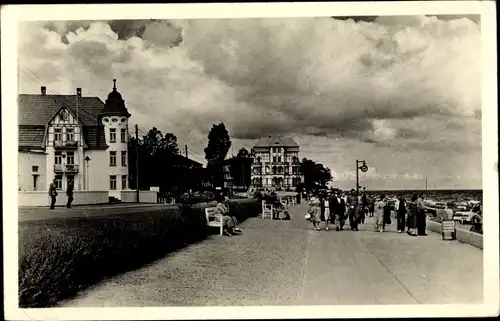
(54, 128), (62, 142)
(66, 128), (74, 142)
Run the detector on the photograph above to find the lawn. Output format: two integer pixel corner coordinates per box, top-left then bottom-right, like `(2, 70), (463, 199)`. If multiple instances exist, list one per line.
(19, 200), (260, 307)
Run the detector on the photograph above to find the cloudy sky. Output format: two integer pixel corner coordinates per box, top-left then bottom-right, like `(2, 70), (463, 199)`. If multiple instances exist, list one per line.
(18, 15), (482, 190)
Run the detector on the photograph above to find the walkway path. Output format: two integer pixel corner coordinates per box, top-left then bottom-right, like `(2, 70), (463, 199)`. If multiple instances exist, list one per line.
(61, 205), (483, 306)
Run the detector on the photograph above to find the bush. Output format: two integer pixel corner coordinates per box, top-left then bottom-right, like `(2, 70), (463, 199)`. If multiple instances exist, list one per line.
(19, 200), (260, 308)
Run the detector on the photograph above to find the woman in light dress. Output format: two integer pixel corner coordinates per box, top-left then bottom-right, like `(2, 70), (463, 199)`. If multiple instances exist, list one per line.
(307, 192), (323, 231)
(375, 193), (387, 232)
(323, 191), (331, 231)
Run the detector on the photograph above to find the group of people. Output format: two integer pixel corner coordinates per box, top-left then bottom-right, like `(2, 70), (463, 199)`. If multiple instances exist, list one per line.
(391, 193), (428, 236)
(48, 178), (74, 209)
(306, 188), (366, 231)
(306, 188), (429, 236)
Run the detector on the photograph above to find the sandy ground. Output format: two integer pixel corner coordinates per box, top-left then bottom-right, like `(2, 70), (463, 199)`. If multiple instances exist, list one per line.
(60, 205), (483, 307)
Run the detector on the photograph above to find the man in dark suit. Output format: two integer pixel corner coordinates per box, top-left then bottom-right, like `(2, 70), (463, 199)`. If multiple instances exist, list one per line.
(329, 189), (346, 231)
(347, 189), (359, 231)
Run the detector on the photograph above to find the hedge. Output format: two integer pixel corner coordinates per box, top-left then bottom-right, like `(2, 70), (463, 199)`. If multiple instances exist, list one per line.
(19, 199), (260, 308)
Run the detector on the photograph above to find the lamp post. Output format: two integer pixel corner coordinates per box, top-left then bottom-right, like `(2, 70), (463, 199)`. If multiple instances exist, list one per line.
(61, 153), (67, 191)
(85, 156), (91, 190)
(356, 159), (368, 196)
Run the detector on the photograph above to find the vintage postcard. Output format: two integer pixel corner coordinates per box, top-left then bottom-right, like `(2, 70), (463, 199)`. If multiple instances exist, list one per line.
(2, 1), (498, 320)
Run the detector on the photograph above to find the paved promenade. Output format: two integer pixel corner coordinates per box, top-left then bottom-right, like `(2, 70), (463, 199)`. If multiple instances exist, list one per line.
(61, 205), (483, 306)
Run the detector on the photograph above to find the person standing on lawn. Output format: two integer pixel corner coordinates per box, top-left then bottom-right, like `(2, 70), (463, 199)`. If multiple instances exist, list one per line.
(66, 179), (74, 208)
(48, 178), (58, 210)
(416, 193), (428, 236)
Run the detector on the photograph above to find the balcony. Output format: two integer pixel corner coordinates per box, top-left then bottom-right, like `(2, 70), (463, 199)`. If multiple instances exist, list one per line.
(54, 140), (78, 149)
(54, 164), (79, 173)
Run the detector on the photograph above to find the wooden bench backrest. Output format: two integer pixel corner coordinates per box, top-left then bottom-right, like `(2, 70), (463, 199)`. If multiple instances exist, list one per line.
(205, 207), (217, 218)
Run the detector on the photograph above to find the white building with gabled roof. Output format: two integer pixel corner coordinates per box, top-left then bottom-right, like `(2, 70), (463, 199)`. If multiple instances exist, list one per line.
(18, 80), (131, 199)
(250, 135), (303, 191)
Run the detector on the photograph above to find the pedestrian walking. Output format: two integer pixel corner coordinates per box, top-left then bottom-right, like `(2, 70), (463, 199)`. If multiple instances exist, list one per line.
(407, 194), (419, 236)
(48, 178), (58, 209)
(329, 190), (345, 231)
(374, 194), (387, 232)
(416, 193), (428, 236)
(368, 196), (375, 217)
(323, 191), (331, 230)
(360, 188), (368, 224)
(307, 192), (322, 231)
(347, 189), (359, 231)
(396, 194), (407, 233)
(66, 179), (74, 208)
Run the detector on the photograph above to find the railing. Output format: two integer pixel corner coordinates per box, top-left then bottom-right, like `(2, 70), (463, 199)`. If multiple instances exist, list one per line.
(54, 164), (79, 172)
(54, 141), (78, 149)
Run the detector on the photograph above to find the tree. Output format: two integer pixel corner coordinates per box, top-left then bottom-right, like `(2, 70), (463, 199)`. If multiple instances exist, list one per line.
(159, 132), (179, 155)
(300, 157), (332, 190)
(229, 147), (253, 188)
(142, 127), (179, 156)
(204, 123), (231, 187)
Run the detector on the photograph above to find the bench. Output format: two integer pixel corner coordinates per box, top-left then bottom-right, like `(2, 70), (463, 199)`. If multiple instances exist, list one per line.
(262, 200), (273, 219)
(205, 207), (223, 235)
(441, 219), (456, 240)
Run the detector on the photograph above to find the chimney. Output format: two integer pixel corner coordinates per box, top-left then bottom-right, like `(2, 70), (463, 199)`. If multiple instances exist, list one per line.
(41, 86), (46, 95)
(76, 88), (82, 98)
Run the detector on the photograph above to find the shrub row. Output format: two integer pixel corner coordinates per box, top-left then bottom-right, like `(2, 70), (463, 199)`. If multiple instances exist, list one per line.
(19, 199), (260, 308)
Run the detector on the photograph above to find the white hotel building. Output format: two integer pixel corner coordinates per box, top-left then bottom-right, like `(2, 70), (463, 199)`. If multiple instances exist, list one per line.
(18, 80), (131, 200)
(250, 135), (304, 191)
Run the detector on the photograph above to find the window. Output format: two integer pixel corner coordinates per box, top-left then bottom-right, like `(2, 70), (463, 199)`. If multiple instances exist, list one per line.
(278, 156), (281, 162)
(55, 175), (63, 189)
(54, 152), (62, 165)
(122, 175), (127, 189)
(54, 128), (62, 142)
(121, 128), (127, 143)
(121, 151), (127, 166)
(110, 151), (117, 166)
(32, 166), (39, 172)
(273, 156), (277, 163)
(110, 128), (116, 142)
(66, 128), (74, 142)
(66, 151), (74, 165)
(33, 175), (38, 191)
(110, 175), (117, 190)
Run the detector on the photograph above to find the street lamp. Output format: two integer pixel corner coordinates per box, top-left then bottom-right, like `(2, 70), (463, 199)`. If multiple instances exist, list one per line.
(85, 156), (91, 190)
(356, 159), (368, 196)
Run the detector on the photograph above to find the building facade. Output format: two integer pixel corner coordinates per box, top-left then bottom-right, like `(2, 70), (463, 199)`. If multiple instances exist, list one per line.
(18, 80), (132, 198)
(250, 135), (303, 191)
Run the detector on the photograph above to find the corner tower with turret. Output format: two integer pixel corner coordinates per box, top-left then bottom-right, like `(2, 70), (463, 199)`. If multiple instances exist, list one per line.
(100, 79), (132, 199)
